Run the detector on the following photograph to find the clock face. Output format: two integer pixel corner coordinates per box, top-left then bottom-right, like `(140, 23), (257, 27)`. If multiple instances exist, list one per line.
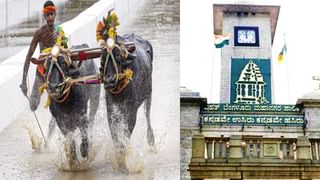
(234, 26), (259, 46)
(237, 30), (256, 43)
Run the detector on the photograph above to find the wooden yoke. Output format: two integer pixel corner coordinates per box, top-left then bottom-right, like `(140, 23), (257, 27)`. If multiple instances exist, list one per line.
(31, 47), (103, 65)
(30, 42), (135, 65)
(69, 47), (102, 61)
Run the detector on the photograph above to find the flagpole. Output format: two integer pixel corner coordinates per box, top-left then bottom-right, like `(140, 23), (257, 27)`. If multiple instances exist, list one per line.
(283, 34), (291, 103)
(212, 33), (229, 102)
(210, 34), (217, 102)
(210, 47), (219, 102)
(209, 49), (214, 102)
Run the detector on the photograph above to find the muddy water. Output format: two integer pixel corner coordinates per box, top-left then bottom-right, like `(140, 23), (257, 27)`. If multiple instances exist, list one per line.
(0, 0), (180, 179)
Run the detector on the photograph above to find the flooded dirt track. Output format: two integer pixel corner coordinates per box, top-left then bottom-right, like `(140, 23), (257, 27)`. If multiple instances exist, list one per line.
(0, 0), (179, 179)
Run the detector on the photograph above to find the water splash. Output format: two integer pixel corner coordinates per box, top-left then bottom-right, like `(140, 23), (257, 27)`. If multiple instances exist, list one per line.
(54, 129), (100, 171)
(23, 125), (43, 152)
(125, 146), (145, 173)
(106, 144), (145, 173)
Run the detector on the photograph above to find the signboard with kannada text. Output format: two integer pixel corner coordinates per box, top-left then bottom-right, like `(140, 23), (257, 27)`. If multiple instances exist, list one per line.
(200, 104), (304, 127)
(201, 114), (304, 126)
(201, 104), (302, 113)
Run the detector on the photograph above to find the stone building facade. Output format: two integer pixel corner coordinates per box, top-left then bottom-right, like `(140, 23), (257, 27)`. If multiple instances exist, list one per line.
(180, 3), (320, 180)
(181, 93), (320, 179)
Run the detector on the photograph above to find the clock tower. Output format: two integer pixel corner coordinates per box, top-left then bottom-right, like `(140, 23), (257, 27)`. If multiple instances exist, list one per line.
(214, 4), (280, 104)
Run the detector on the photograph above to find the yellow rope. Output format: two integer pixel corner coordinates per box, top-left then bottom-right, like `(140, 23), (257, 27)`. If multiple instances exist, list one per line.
(109, 68), (133, 95)
(38, 74), (99, 107)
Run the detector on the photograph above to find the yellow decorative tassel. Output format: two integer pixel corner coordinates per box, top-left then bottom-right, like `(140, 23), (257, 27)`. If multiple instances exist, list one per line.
(44, 96), (51, 109)
(38, 82), (48, 95)
(124, 68), (133, 81)
(38, 86), (44, 95)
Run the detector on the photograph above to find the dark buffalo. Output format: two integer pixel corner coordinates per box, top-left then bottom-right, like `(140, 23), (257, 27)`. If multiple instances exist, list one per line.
(45, 44), (100, 161)
(101, 33), (155, 171)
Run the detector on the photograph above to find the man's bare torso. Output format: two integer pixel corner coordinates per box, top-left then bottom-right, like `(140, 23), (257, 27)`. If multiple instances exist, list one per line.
(36, 24), (56, 51)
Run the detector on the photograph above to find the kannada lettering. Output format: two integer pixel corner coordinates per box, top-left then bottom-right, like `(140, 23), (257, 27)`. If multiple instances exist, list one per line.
(202, 104), (301, 113)
(201, 114), (304, 126)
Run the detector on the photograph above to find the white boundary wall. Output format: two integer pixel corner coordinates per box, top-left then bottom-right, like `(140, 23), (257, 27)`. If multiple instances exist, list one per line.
(0, 0), (146, 132)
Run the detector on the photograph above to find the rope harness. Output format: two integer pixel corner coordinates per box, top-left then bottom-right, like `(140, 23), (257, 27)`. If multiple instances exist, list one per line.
(101, 42), (133, 95)
(35, 40), (134, 107)
(39, 47), (99, 106)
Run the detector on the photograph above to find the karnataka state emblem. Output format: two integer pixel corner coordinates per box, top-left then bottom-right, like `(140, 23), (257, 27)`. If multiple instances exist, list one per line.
(235, 60), (268, 104)
(231, 58), (271, 104)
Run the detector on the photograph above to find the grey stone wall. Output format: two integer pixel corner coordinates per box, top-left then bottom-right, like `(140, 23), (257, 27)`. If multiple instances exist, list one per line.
(297, 91), (320, 138)
(180, 96), (206, 180)
(180, 129), (193, 180)
(180, 106), (201, 129)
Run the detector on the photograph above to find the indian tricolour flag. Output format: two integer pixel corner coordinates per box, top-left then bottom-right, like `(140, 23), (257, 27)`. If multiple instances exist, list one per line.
(214, 33), (230, 48)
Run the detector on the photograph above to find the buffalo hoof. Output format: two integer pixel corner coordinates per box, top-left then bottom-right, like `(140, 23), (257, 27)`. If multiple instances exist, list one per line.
(147, 128), (155, 146)
(80, 139), (89, 158)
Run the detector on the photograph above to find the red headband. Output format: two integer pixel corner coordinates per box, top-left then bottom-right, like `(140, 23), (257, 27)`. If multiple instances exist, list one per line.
(43, 6), (56, 14)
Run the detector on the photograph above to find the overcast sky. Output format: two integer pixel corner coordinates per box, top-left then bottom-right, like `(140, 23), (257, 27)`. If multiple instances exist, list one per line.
(181, 0), (320, 104)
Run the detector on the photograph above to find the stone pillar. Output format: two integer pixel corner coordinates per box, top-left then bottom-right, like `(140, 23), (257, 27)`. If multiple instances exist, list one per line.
(206, 140), (213, 159)
(229, 135), (242, 159)
(316, 142), (319, 160)
(191, 134), (205, 162)
(297, 136), (311, 160)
